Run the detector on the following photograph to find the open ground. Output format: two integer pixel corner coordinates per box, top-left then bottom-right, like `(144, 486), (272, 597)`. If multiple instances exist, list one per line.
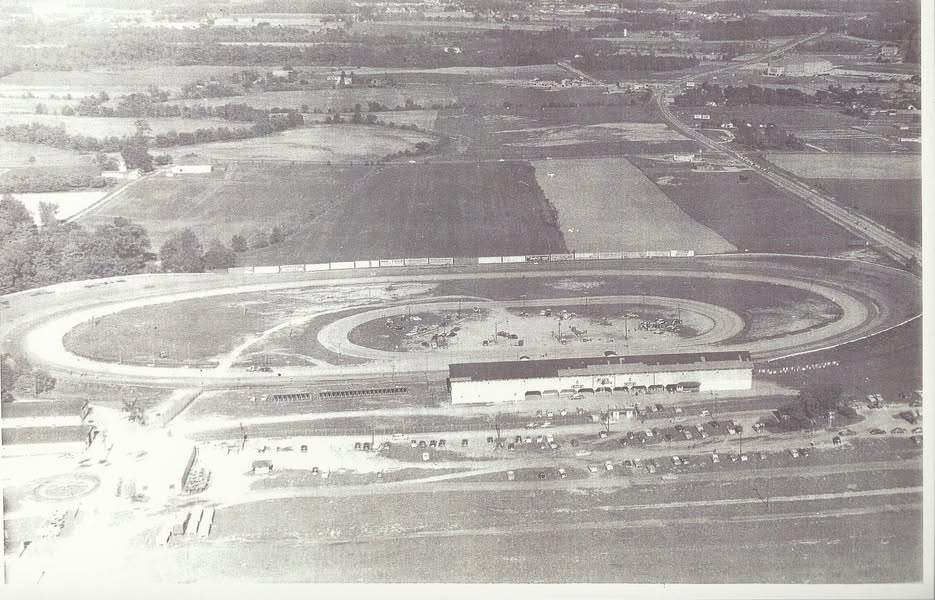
(532, 157), (735, 254)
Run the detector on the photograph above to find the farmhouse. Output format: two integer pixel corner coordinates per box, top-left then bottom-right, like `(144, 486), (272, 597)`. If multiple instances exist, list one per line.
(447, 351), (753, 405)
(1, 399), (90, 428)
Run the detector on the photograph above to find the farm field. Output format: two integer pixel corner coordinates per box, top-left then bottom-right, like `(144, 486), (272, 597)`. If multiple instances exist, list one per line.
(531, 157), (735, 254)
(436, 103), (697, 158)
(809, 178), (921, 242)
(632, 160), (861, 255)
(157, 125), (436, 163)
(0, 139), (91, 167)
(76, 163), (367, 248)
(0, 66), (274, 96)
(167, 87), (460, 113)
(0, 96), (77, 115)
(765, 152), (921, 180)
(244, 162), (567, 265)
(11, 190), (110, 224)
(0, 114), (247, 137)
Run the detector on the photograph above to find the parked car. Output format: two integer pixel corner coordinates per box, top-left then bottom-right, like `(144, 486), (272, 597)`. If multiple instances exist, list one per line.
(558, 468), (567, 479)
(604, 461), (614, 471)
(418, 440), (427, 449)
(429, 440), (437, 448)
(869, 428), (886, 435)
(788, 448), (800, 458)
(711, 453), (720, 464)
(758, 452), (767, 460)
(507, 471), (515, 481)
(891, 427), (907, 434)
(438, 439), (446, 447)
(740, 454), (749, 462)
(598, 431), (608, 439)
(462, 439), (469, 447)
(671, 456), (682, 466)
(411, 440), (418, 448)
(587, 465), (598, 473)
(538, 472), (546, 480)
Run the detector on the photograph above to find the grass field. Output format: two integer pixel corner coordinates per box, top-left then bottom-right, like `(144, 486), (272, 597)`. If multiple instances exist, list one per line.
(63, 288), (320, 367)
(0, 66), (271, 95)
(0, 140), (90, 167)
(12, 190), (110, 224)
(632, 161), (861, 254)
(0, 113), (248, 137)
(157, 125), (435, 162)
(77, 162), (363, 252)
(0, 96), (78, 115)
(765, 153), (921, 179)
(532, 157), (735, 254)
(169, 87), (459, 113)
(810, 178), (921, 242)
(244, 161), (567, 264)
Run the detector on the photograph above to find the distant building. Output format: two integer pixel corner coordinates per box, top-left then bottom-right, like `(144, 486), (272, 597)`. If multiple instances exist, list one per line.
(765, 56), (832, 77)
(270, 68), (296, 79)
(693, 114), (711, 121)
(672, 153), (696, 163)
(880, 44), (899, 57)
(326, 73), (353, 87)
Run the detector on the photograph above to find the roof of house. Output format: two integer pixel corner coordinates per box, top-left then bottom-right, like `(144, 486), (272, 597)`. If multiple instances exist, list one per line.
(1, 425), (92, 445)
(1, 399), (88, 420)
(449, 351), (752, 382)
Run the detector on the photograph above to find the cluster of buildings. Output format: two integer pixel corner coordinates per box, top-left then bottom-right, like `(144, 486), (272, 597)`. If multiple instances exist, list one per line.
(447, 351), (754, 405)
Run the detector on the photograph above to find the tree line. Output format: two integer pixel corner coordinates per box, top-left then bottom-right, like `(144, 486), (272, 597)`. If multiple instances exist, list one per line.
(0, 194), (154, 295)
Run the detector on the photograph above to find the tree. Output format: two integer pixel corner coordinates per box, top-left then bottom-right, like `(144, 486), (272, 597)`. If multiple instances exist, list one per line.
(38, 202), (59, 228)
(30, 369), (56, 396)
(1, 354), (19, 402)
(269, 224), (285, 245)
(159, 229), (205, 273)
(120, 141), (154, 172)
(203, 238), (237, 269)
(230, 233), (248, 253)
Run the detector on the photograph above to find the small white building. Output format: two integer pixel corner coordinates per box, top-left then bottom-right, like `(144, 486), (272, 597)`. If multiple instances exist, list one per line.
(672, 153), (696, 163)
(1, 425), (94, 456)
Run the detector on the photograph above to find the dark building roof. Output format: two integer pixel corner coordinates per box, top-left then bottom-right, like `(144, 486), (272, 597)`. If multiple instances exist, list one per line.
(2, 425), (92, 446)
(1, 399), (88, 420)
(449, 351), (752, 382)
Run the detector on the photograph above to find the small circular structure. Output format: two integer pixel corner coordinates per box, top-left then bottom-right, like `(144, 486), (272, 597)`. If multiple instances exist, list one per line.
(33, 473), (100, 501)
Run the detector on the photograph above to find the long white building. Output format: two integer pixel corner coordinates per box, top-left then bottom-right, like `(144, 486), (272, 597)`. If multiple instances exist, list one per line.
(448, 351), (753, 405)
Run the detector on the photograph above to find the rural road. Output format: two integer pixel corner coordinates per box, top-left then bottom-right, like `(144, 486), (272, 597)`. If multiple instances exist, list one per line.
(648, 35), (921, 267)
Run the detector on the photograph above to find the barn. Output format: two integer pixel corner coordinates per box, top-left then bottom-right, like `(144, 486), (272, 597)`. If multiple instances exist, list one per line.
(447, 351), (753, 405)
